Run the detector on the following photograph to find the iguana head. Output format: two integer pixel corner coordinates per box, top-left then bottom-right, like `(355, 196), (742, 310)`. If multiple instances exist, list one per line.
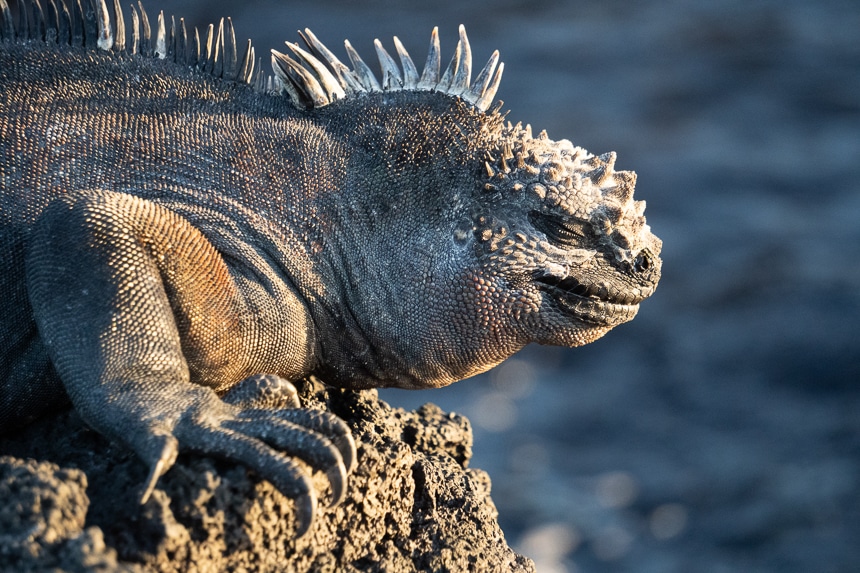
(474, 124), (662, 348)
(268, 26), (662, 389)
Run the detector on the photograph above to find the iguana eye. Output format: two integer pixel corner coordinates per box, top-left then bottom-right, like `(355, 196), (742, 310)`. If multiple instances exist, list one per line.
(528, 211), (591, 247)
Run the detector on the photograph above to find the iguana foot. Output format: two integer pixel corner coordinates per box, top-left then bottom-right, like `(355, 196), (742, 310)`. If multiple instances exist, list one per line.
(222, 374), (357, 473)
(127, 381), (355, 537)
(161, 376), (356, 537)
(24, 194), (357, 537)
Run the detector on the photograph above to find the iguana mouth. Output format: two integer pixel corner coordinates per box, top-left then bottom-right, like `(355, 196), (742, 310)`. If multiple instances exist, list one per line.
(534, 273), (644, 324)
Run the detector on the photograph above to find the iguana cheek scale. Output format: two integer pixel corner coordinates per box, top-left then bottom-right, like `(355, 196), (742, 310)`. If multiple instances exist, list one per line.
(0, 0), (662, 537)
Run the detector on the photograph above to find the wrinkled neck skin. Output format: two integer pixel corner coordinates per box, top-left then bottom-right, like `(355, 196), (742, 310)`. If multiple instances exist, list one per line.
(286, 93), (522, 390)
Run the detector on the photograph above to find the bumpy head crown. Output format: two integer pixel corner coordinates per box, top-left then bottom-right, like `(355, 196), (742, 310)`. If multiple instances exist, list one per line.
(483, 123), (658, 266)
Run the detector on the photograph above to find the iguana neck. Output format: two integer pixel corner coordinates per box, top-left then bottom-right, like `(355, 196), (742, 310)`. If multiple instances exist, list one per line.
(280, 94), (521, 389)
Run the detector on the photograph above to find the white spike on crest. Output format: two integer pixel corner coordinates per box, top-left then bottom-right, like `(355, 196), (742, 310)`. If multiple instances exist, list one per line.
(418, 27), (440, 89)
(374, 39), (402, 90)
(129, 4), (139, 55)
(96, 0), (112, 50)
(344, 39), (382, 91)
(438, 39), (461, 91)
(112, 0), (125, 52)
(467, 50), (499, 104)
(224, 17), (238, 79)
(451, 24), (471, 93)
(393, 37), (419, 89)
(0, 0), (14, 40)
(203, 23), (214, 66)
(177, 18), (189, 63)
(191, 26), (200, 63)
(154, 11), (166, 58)
(137, 0), (151, 50)
(239, 39), (255, 83)
(475, 62), (503, 111)
(212, 18), (224, 76)
(286, 42), (346, 101)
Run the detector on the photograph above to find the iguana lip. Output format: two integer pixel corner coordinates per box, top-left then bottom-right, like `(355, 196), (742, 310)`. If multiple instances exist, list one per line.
(534, 273), (643, 325)
(534, 273), (646, 305)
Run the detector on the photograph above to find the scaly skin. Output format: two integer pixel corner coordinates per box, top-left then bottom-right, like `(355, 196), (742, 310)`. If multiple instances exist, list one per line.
(0, 0), (661, 536)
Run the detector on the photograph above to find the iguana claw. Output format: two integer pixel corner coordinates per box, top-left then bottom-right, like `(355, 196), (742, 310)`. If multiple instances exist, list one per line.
(326, 460), (348, 507)
(139, 434), (179, 504)
(332, 431), (358, 474)
(295, 488), (317, 538)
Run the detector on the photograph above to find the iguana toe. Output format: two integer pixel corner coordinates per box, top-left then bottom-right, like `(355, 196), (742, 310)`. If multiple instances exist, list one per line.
(272, 409), (358, 473)
(225, 412), (350, 507)
(177, 418), (321, 535)
(221, 374), (301, 409)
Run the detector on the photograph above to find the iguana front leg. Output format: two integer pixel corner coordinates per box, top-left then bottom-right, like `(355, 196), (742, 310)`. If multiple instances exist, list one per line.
(24, 190), (353, 536)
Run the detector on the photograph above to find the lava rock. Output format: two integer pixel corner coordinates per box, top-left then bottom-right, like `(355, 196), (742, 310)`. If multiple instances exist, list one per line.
(0, 378), (533, 572)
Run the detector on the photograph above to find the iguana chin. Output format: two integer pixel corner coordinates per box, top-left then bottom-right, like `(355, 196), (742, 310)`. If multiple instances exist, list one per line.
(0, 0), (662, 536)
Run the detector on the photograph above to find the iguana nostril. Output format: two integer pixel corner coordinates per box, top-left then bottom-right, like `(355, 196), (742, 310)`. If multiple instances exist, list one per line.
(634, 249), (653, 273)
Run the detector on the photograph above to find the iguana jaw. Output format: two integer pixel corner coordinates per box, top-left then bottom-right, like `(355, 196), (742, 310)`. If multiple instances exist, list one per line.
(534, 272), (644, 327)
(534, 272), (651, 306)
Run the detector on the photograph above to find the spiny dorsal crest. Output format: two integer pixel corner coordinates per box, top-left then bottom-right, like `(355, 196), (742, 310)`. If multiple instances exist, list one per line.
(271, 25), (503, 111)
(0, 0), (504, 113)
(0, 0), (260, 83)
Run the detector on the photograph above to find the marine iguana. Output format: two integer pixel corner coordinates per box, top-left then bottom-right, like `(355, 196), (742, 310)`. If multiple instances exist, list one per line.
(0, 0), (662, 536)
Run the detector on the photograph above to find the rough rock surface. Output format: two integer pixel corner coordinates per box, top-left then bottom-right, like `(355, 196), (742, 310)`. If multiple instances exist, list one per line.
(0, 378), (533, 572)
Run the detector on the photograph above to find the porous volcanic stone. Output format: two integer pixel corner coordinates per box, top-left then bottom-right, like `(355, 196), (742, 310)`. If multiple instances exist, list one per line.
(0, 378), (534, 572)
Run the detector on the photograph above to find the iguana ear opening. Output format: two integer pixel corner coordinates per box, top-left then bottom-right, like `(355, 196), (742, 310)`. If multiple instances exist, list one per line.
(270, 25), (504, 112)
